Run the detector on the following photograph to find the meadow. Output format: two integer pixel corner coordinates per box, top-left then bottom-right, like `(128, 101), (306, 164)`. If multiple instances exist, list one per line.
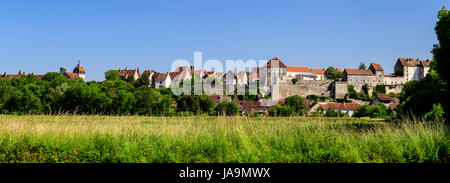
(0, 115), (448, 163)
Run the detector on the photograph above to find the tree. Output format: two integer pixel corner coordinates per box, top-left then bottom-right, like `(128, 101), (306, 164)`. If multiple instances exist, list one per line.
(284, 95), (307, 116)
(133, 87), (159, 115)
(292, 78), (298, 85)
(431, 7), (450, 118)
(269, 105), (294, 117)
(373, 84), (386, 96)
(359, 62), (366, 69)
(424, 103), (445, 122)
(324, 66), (342, 80)
(105, 70), (120, 81)
(214, 102), (239, 116)
(59, 67), (67, 74)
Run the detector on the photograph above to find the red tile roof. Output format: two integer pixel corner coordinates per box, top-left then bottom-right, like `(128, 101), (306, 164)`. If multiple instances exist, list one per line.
(208, 95), (231, 103)
(398, 58), (431, 67)
(64, 72), (79, 79)
(311, 68), (326, 75)
(73, 65), (85, 73)
(265, 57), (287, 68)
(336, 68), (343, 73)
(287, 66), (310, 73)
(376, 94), (391, 102)
(344, 69), (375, 76)
(155, 73), (169, 81)
(2, 70), (44, 80)
(327, 103), (358, 111)
(235, 101), (268, 110)
(369, 63), (383, 71)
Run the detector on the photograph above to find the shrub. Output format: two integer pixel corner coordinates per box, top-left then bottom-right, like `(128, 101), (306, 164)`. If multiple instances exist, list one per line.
(214, 102), (239, 116)
(269, 105), (294, 117)
(424, 103), (445, 122)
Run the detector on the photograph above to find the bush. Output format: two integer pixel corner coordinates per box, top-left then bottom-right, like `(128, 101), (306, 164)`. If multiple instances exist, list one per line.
(355, 103), (388, 118)
(269, 105), (294, 117)
(424, 103), (445, 122)
(214, 102), (239, 116)
(284, 95), (307, 116)
(373, 84), (386, 96)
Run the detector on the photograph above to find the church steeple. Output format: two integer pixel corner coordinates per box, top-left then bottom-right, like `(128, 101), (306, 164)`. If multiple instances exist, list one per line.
(73, 60), (86, 80)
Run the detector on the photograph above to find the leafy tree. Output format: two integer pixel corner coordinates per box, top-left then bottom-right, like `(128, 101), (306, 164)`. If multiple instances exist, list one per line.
(105, 70), (120, 81)
(269, 104), (294, 117)
(424, 103), (445, 122)
(284, 95), (307, 116)
(359, 62), (367, 69)
(292, 78), (298, 85)
(59, 67), (67, 74)
(214, 102), (239, 116)
(373, 84), (386, 96)
(324, 66), (342, 80)
(431, 7), (450, 118)
(398, 69), (446, 118)
(43, 72), (67, 88)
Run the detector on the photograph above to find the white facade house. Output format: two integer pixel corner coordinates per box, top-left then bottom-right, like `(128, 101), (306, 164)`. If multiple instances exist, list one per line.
(154, 73), (172, 88)
(394, 57), (431, 82)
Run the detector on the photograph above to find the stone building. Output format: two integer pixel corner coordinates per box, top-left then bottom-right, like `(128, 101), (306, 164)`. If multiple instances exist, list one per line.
(259, 57), (288, 88)
(394, 57), (431, 82)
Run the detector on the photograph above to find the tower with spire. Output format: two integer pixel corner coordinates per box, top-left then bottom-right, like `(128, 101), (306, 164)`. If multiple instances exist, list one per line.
(73, 60), (86, 80)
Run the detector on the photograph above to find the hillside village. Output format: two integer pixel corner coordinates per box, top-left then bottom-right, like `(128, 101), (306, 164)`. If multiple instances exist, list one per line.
(1, 57), (431, 116)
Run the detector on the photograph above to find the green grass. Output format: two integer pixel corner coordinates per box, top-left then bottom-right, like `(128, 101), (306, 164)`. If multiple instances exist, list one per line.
(0, 115), (448, 163)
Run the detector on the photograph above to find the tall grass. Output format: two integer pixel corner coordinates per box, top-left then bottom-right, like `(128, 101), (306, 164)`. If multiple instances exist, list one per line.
(0, 115), (447, 163)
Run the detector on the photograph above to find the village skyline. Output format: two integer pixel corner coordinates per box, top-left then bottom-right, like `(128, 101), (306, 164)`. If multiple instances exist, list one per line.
(1, 0), (446, 81)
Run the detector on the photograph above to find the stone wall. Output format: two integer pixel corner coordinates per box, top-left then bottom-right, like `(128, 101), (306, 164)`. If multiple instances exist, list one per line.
(385, 84), (403, 94)
(332, 81), (348, 99)
(278, 80), (333, 98)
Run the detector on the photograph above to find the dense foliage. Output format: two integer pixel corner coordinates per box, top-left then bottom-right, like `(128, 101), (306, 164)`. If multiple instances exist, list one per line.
(398, 7), (449, 122)
(347, 85), (373, 101)
(214, 102), (239, 116)
(324, 66), (343, 81)
(0, 72), (177, 115)
(269, 95), (307, 116)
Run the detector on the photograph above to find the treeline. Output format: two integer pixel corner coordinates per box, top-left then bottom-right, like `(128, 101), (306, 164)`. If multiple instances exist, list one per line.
(0, 70), (249, 116)
(0, 72), (175, 115)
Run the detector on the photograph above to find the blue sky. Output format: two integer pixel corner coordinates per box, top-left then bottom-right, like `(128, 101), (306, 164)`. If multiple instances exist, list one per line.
(0, 0), (447, 81)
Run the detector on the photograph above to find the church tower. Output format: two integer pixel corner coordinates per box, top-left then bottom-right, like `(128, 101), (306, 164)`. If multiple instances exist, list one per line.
(73, 60), (86, 80)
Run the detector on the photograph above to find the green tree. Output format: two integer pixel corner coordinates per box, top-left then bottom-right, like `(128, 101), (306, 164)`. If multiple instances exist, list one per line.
(359, 62), (367, 69)
(284, 95), (307, 116)
(59, 67), (67, 74)
(324, 66), (342, 80)
(214, 102), (239, 116)
(105, 70), (120, 81)
(431, 7), (450, 118)
(373, 84), (386, 96)
(424, 103), (445, 122)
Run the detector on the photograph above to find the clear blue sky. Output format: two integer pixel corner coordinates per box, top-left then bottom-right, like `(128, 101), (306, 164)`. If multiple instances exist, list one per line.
(0, 0), (448, 81)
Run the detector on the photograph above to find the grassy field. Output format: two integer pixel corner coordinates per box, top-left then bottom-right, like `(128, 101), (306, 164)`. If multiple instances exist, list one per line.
(0, 115), (448, 163)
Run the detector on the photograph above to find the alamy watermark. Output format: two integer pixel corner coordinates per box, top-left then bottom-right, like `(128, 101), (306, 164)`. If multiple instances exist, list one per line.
(170, 52), (281, 106)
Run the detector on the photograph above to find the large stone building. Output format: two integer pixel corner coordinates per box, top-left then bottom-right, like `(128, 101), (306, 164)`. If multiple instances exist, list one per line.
(259, 57), (288, 88)
(341, 58), (430, 95)
(394, 57), (431, 82)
